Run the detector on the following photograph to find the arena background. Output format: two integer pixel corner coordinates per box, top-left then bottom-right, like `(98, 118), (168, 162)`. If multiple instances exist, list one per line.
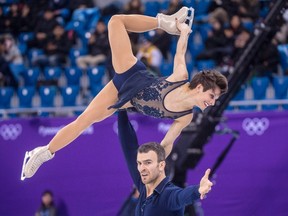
(1, 0), (288, 215)
(1, 111), (288, 215)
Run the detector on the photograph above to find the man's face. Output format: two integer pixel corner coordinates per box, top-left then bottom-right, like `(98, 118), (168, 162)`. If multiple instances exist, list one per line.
(195, 84), (221, 111)
(137, 151), (165, 185)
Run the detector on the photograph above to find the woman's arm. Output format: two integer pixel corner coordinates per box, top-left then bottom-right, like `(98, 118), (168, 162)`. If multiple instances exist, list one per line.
(170, 21), (191, 81)
(160, 115), (192, 158)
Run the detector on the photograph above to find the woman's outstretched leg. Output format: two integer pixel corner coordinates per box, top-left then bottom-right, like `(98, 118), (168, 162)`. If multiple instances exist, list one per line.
(21, 81), (119, 180)
(21, 13), (158, 181)
(48, 82), (118, 153)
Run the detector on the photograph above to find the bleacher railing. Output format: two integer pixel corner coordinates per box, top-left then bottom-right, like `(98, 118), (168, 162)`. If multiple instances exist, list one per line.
(1, 99), (288, 119)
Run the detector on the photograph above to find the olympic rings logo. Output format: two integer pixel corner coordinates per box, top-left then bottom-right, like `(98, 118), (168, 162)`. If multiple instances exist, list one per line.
(158, 122), (172, 134)
(0, 124), (22, 140)
(242, 118), (269, 136)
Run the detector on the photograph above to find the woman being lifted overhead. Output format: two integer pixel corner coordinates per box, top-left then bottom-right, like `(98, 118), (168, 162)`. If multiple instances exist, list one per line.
(21, 7), (228, 180)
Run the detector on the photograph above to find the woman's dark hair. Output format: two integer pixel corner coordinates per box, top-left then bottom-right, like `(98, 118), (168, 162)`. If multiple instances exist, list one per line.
(189, 70), (228, 95)
(138, 142), (165, 162)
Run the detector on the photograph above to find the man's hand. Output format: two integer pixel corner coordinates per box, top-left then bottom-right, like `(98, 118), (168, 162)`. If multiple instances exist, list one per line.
(198, 168), (213, 200)
(176, 19), (192, 35)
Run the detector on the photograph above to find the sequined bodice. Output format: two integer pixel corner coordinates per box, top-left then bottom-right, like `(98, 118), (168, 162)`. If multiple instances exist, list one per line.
(130, 78), (193, 119)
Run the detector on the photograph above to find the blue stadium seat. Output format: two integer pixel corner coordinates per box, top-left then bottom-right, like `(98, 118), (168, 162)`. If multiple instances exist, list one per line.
(39, 86), (57, 107)
(198, 23), (212, 41)
(186, 61), (195, 79)
(196, 59), (216, 71)
(277, 44), (288, 74)
(183, 0), (196, 7)
(251, 77), (269, 100)
(90, 84), (104, 97)
(28, 48), (44, 65)
(65, 67), (82, 86)
(72, 8), (88, 22)
(18, 32), (35, 43)
(2, 6), (10, 15)
(58, 8), (70, 19)
(169, 36), (178, 57)
(22, 67), (41, 86)
(188, 31), (205, 59)
(39, 86), (57, 116)
(0, 87), (14, 109)
(18, 42), (27, 55)
(44, 67), (62, 81)
(195, 0), (211, 15)
(273, 76), (288, 109)
(68, 8), (100, 33)
(87, 66), (105, 87)
(160, 0), (170, 11)
(18, 86), (35, 108)
(144, 1), (160, 17)
(9, 63), (26, 83)
(233, 85), (246, 101)
(243, 21), (254, 32)
(160, 62), (173, 77)
(61, 86), (80, 106)
(273, 76), (288, 99)
(69, 48), (87, 66)
(251, 76), (276, 110)
(85, 8), (101, 32)
(227, 85), (246, 110)
(65, 20), (86, 35)
(259, 0), (270, 18)
(28, 48), (44, 58)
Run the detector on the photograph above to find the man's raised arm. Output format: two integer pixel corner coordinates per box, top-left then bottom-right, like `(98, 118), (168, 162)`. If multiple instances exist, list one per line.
(117, 110), (141, 188)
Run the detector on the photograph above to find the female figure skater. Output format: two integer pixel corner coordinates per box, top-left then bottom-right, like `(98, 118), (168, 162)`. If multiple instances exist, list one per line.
(21, 7), (228, 180)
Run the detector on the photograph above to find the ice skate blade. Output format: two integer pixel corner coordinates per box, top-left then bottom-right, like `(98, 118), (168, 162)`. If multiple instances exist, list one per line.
(186, 8), (195, 29)
(20, 151), (30, 181)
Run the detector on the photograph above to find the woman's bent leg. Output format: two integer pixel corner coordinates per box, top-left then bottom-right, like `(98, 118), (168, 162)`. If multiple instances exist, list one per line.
(108, 14), (158, 73)
(108, 9), (191, 73)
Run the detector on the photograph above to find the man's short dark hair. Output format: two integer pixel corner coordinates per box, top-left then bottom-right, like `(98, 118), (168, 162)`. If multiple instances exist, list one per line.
(189, 70), (228, 95)
(138, 142), (165, 162)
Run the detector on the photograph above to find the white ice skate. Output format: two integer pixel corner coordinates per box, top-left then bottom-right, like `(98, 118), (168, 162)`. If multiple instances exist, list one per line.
(21, 145), (54, 180)
(157, 7), (195, 35)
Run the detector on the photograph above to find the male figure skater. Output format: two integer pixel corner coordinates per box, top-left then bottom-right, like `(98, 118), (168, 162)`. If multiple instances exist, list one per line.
(117, 110), (213, 215)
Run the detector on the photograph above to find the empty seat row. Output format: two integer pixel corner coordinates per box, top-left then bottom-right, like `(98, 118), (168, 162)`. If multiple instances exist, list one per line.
(2, 76), (288, 112)
(9, 64), (106, 88)
(277, 44), (288, 74)
(228, 76), (288, 110)
(0, 85), (91, 109)
(143, 0), (211, 17)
